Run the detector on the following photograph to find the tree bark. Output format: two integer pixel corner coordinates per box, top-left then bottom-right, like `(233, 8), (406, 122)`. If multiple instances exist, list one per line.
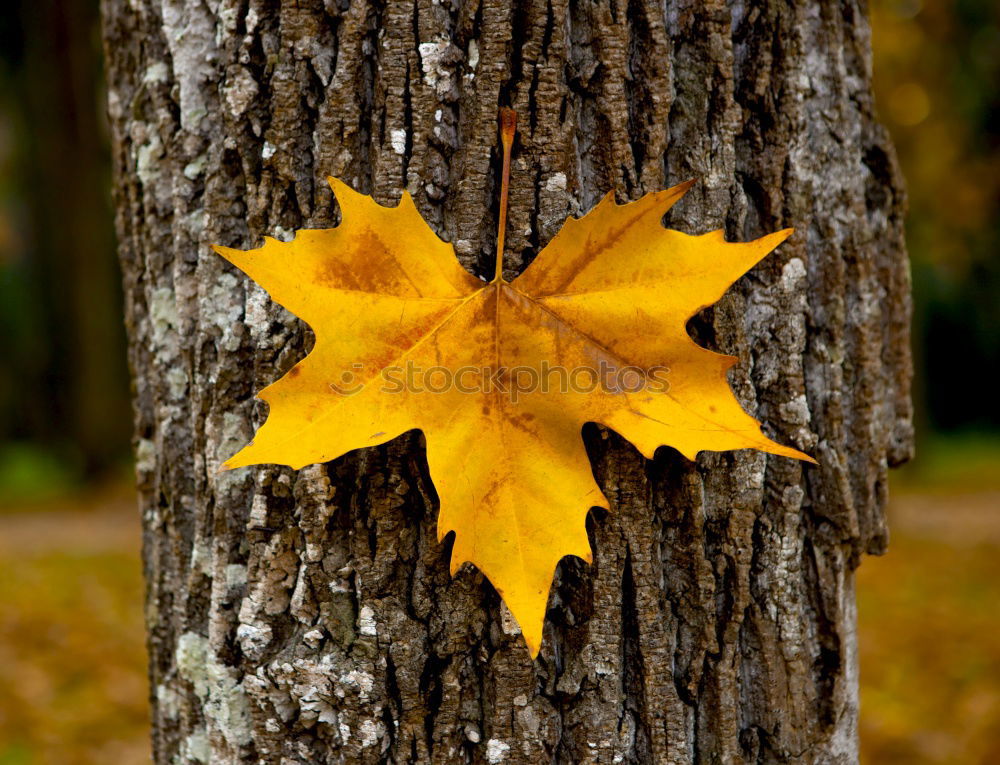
(101, 0), (912, 762)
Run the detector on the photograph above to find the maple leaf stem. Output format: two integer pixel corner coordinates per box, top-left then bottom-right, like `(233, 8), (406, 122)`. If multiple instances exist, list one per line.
(494, 108), (517, 284)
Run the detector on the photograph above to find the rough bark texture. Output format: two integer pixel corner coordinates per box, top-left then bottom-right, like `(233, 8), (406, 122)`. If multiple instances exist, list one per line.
(101, 0), (913, 762)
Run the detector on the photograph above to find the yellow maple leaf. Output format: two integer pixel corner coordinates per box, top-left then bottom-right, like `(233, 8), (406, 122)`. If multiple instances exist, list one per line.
(215, 113), (813, 658)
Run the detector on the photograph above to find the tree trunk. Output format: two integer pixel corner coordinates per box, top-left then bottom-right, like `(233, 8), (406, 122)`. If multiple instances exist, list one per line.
(101, 0), (912, 762)
(3, 0), (129, 473)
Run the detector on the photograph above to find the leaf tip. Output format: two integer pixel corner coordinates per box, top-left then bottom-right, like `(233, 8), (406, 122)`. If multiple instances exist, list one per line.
(398, 189), (416, 211)
(648, 178), (697, 218)
(221, 442), (261, 471)
(519, 619), (543, 659)
(326, 175), (356, 201)
(772, 443), (818, 465)
(672, 177), (698, 195)
(601, 189), (618, 207)
(211, 243), (240, 263)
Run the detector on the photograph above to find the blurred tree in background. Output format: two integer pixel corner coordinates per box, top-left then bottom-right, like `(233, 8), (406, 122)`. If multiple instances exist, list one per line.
(0, 0), (130, 495)
(871, 0), (1000, 435)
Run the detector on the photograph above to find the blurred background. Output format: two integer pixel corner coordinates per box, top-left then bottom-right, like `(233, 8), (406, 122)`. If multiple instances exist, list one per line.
(0, 0), (997, 761)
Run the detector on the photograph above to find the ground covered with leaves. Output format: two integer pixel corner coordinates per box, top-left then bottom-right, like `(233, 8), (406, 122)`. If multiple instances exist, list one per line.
(858, 437), (1000, 763)
(0, 485), (148, 765)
